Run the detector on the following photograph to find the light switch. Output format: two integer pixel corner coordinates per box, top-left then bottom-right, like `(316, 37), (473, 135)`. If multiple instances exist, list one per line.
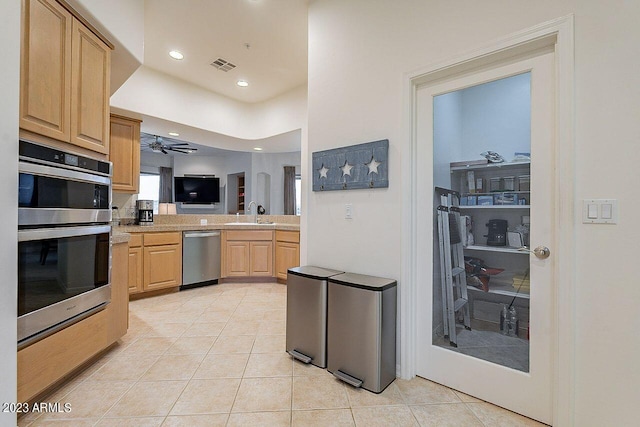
(345, 204), (353, 219)
(582, 199), (617, 224)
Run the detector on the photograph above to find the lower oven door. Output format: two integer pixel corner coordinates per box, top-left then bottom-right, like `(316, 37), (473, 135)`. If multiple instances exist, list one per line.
(18, 225), (111, 346)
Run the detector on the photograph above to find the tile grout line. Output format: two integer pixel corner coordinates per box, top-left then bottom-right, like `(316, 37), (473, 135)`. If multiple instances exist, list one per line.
(159, 291), (231, 422)
(224, 290), (256, 425)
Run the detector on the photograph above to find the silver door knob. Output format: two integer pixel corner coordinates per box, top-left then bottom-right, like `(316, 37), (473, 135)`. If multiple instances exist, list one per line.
(518, 246), (551, 259)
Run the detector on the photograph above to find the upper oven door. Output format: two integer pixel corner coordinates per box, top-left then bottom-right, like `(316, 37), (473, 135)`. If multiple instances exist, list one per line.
(19, 161), (111, 226)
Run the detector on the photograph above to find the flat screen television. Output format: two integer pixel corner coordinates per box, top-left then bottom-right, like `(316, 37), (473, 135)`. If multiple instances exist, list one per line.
(174, 176), (220, 204)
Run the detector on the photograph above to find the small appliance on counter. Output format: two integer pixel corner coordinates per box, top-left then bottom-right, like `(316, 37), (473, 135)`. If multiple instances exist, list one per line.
(136, 200), (154, 226)
(485, 219), (507, 246)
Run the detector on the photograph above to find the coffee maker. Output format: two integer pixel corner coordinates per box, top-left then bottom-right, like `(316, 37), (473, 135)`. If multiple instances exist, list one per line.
(485, 219), (507, 246)
(136, 200), (154, 226)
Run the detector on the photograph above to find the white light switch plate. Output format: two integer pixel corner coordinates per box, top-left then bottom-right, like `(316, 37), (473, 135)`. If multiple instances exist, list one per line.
(345, 204), (353, 219)
(582, 199), (617, 224)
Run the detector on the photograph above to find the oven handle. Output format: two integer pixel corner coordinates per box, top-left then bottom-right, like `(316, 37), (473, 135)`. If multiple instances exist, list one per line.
(18, 225), (111, 242)
(19, 161), (111, 186)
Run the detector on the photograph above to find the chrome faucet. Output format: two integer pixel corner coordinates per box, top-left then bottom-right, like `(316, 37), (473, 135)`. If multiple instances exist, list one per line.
(247, 200), (257, 223)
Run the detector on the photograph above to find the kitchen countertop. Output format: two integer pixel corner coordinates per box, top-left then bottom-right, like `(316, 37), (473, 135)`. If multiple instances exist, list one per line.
(115, 222), (300, 234)
(112, 231), (131, 244)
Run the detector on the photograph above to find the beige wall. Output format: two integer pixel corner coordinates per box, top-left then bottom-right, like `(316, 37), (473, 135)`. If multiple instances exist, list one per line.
(110, 67), (307, 144)
(0, 1), (20, 424)
(307, 1), (640, 425)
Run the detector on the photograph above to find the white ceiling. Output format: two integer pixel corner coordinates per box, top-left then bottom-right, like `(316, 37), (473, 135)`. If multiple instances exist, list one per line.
(143, 0), (309, 104)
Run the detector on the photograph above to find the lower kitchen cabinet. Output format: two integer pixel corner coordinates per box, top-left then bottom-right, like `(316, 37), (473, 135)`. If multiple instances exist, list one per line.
(107, 240), (130, 344)
(129, 232), (182, 295)
(223, 230), (273, 278)
(128, 233), (143, 294)
(275, 230), (300, 281)
(226, 241), (251, 276)
(250, 241), (273, 276)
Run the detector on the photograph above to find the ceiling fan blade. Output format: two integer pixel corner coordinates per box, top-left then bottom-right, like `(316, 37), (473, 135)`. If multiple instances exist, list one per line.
(166, 142), (188, 146)
(169, 146), (197, 153)
(161, 148), (168, 154)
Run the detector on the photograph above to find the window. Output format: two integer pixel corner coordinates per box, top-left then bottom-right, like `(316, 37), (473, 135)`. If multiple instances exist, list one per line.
(295, 174), (301, 215)
(138, 173), (160, 214)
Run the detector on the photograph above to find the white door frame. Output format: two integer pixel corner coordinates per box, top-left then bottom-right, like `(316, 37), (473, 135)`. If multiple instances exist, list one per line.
(400, 16), (575, 427)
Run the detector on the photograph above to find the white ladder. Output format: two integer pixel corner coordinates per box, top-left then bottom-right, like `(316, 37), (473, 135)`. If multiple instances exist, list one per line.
(436, 188), (471, 347)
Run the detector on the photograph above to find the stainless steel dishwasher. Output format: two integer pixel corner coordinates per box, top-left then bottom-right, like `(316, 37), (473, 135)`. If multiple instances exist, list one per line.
(182, 231), (221, 289)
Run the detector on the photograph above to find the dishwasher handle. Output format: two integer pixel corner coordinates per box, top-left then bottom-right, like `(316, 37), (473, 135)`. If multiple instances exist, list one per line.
(184, 231), (220, 238)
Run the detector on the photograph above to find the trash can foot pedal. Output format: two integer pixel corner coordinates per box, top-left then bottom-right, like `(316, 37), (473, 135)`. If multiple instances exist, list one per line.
(288, 350), (312, 364)
(333, 370), (363, 388)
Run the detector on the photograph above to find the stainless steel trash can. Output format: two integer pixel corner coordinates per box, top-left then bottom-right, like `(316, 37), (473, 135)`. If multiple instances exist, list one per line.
(327, 273), (397, 393)
(286, 266), (343, 368)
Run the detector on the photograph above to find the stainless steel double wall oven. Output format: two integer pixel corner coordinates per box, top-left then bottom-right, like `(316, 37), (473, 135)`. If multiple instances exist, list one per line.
(18, 140), (112, 347)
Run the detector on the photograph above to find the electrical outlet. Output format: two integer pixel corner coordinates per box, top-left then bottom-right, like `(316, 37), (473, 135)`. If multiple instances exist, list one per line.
(345, 204), (353, 219)
(200, 218), (208, 225)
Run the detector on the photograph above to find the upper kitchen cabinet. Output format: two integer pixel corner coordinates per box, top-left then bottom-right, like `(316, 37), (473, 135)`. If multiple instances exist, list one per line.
(20, 0), (112, 155)
(110, 114), (141, 193)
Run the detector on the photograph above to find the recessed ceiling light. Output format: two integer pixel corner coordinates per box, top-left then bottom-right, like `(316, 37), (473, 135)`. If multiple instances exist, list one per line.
(253, 147), (263, 151)
(168, 132), (179, 137)
(169, 50), (184, 60)
(237, 80), (249, 87)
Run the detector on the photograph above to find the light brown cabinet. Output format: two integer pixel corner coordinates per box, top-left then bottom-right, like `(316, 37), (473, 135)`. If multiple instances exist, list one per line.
(129, 232), (183, 295)
(127, 233), (144, 294)
(106, 241), (129, 344)
(223, 230), (274, 278)
(110, 114), (141, 193)
(144, 241), (182, 291)
(226, 241), (251, 276)
(250, 241), (274, 276)
(20, 0), (111, 154)
(275, 230), (300, 281)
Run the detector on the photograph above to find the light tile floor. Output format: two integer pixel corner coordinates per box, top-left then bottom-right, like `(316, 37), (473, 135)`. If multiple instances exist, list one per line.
(18, 282), (547, 427)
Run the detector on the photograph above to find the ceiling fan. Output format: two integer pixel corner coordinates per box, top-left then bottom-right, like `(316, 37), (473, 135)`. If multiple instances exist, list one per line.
(143, 134), (198, 155)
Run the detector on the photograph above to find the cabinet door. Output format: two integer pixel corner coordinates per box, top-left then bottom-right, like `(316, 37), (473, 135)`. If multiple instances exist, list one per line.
(226, 241), (250, 277)
(143, 244), (182, 291)
(128, 246), (144, 294)
(110, 115), (141, 193)
(275, 241), (300, 280)
(250, 241), (273, 277)
(107, 242), (129, 343)
(20, 0), (72, 141)
(70, 18), (110, 154)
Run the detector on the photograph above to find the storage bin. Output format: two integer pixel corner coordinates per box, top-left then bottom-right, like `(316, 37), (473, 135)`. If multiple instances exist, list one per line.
(518, 175), (531, 191)
(286, 266), (343, 368)
(489, 177), (502, 192)
(327, 273), (397, 393)
(503, 176), (515, 191)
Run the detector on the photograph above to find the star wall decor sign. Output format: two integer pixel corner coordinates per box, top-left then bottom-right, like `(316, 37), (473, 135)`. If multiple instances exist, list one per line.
(312, 139), (389, 191)
(340, 161), (354, 177)
(318, 164), (329, 179)
(365, 156), (381, 174)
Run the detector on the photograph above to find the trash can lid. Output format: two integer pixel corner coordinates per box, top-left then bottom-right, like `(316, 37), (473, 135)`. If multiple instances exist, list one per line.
(287, 266), (344, 280)
(329, 272), (397, 291)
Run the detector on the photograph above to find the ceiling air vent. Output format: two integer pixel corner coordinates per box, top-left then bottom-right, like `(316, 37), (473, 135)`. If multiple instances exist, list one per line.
(210, 58), (236, 72)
